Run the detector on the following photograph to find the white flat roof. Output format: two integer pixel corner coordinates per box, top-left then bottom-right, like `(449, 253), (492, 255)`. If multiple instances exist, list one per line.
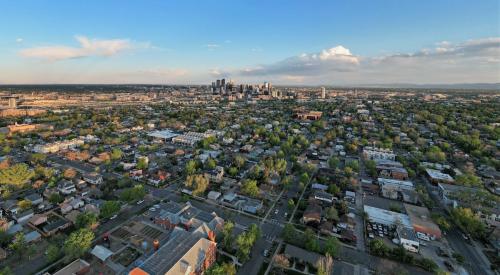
(426, 169), (453, 181)
(148, 130), (178, 139)
(364, 205), (412, 228)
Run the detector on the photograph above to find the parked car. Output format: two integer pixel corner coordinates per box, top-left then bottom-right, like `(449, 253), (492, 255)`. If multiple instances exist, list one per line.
(263, 249), (270, 257)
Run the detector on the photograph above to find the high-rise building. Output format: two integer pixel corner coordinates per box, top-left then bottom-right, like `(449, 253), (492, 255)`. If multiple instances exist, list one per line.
(216, 79), (221, 88)
(321, 87), (326, 99)
(8, 97), (17, 109)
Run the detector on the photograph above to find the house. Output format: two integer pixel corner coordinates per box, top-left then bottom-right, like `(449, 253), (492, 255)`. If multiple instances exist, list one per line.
(25, 193), (43, 205)
(29, 214), (48, 226)
(207, 191), (221, 201)
(60, 203), (73, 214)
(14, 209), (34, 224)
(205, 166), (224, 183)
(311, 183), (328, 191)
(312, 190), (335, 205)
(69, 198), (84, 209)
(58, 180), (76, 195)
(426, 169), (454, 185)
(338, 213), (356, 231)
(24, 230), (42, 243)
(83, 172), (103, 185)
(302, 203), (322, 225)
(345, 191), (356, 203)
(240, 198), (263, 214)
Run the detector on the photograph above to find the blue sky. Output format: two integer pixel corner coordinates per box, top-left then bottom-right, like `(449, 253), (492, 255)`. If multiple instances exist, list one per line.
(0, 0), (499, 84)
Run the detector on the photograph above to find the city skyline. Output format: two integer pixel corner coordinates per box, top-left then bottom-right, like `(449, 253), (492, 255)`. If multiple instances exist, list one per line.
(0, 0), (499, 85)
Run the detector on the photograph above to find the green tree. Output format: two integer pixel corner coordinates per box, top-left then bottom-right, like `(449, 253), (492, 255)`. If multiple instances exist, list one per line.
(206, 262), (236, 275)
(455, 173), (482, 187)
(30, 153), (46, 164)
(75, 212), (98, 229)
(235, 225), (260, 262)
(49, 193), (64, 204)
(228, 166), (238, 177)
(0, 267), (13, 275)
(120, 185), (146, 202)
(304, 228), (319, 252)
(136, 157), (148, 170)
(185, 160), (198, 175)
(46, 244), (62, 263)
(299, 172), (309, 184)
(324, 236), (341, 257)
(346, 160), (359, 173)
(222, 220), (235, 249)
(100, 200), (120, 219)
(287, 199), (295, 211)
(63, 228), (94, 260)
(426, 146), (446, 163)
(18, 199), (32, 211)
(0, 163), (35, 189)
(205, 158), (217, 170)
(282, 223), (296, 242)
(325, 207), (339, 221)
(369, 239), (389, 257)
(234, 155), (246, 168)
(185, 174), (209, 196)
(110, 148), (123, 160)
(8, 232), (27, 259)
(451, 207), (487, 239)
(241, 179), (259, 197)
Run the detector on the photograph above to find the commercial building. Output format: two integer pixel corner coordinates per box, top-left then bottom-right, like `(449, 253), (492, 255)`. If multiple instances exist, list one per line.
(363, 147), (396, 161)
(147, 129), (179, 141)
(404, 204), (442, 240)
(363, 205), (412, 228)
(378, 178), (418, 204)
(33, 138), (84, 153)
(294, 111), (323, 121)
(172, 131), (216, 147)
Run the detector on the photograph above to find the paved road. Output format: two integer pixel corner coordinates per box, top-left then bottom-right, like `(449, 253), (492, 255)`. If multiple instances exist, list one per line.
(446, 227), (493, 275)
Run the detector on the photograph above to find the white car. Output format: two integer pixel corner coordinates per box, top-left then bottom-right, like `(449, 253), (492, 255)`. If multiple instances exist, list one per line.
(137, 200), (145, 205)
(274, 209), (279, 215)
(110, 214), (118, 220)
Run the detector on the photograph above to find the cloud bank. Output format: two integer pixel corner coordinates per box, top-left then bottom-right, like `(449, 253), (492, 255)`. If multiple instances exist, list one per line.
(19, 36), (136, 61)
(236, 37), (500, 84)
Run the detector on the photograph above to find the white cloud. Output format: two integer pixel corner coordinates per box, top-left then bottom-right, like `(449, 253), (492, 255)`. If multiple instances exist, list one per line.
(236, 38), (500, 84)
(19, 36), (137, 61)
(240, 45), (360, 77)
(16, 38), (23, 43)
